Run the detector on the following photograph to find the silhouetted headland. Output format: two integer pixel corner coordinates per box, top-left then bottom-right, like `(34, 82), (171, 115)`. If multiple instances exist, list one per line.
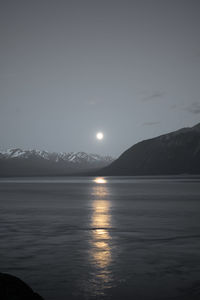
(98, 122), (200, 176)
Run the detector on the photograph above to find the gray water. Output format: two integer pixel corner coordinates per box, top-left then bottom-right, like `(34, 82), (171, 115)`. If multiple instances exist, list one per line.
(0, 176), (200, 300)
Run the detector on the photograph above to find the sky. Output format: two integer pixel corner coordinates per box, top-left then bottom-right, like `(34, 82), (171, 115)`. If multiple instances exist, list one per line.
(0, 0), (200, 157)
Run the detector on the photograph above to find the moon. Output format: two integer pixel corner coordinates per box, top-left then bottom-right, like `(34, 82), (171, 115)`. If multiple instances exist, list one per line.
(96, 132), (104, 140)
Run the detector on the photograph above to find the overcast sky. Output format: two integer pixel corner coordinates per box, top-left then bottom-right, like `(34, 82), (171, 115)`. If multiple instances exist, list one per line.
(0, 0), (200, 156)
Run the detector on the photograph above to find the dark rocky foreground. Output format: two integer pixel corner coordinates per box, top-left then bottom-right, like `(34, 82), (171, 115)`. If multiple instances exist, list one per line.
(0, 273), (44, 300)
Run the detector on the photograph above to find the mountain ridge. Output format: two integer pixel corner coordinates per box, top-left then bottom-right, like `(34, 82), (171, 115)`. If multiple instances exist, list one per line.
(0, 149), (114, 177)
(0, 148), (113, 164)
(99, 122), (200, 176)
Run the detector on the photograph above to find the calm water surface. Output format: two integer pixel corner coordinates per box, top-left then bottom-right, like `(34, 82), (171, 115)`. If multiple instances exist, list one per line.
(0, 176), (200, 300)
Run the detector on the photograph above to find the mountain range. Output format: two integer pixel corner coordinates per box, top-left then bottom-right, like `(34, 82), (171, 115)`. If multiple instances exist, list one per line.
(99, 123), (200, 176)
(0, 149), (114, 177)
(1, 123), (200, 177)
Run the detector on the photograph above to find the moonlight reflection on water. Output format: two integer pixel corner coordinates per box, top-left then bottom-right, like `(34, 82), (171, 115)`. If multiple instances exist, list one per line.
(93, 177), (107, 184)
(89, 179), (113, 295)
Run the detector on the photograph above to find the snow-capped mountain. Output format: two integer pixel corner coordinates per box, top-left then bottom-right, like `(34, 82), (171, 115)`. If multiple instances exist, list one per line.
(0, 148), (114, 176)
(1, 148), (113, 165)
(1, 149), (51, 160)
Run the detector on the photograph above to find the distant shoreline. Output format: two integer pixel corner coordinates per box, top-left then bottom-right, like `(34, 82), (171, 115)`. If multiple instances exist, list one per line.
(1, 174), (200, 180)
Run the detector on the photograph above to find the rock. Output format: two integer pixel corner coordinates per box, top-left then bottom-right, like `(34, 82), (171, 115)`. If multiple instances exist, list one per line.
(0, 273), (44, 300)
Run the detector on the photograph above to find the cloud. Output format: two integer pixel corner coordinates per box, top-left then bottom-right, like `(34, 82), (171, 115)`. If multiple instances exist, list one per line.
(87, 100), (97, 106)
(142, 121), (160, 126)
(86, 98), (104, 106)
(170, 104), (178, 110)
(170, 103), (186, 110)
(185, 102), (200, 114)
(141, 91), (166, 102)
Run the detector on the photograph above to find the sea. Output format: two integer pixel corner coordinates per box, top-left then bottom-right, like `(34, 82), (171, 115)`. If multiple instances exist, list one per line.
(0, 176), (200, 300)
